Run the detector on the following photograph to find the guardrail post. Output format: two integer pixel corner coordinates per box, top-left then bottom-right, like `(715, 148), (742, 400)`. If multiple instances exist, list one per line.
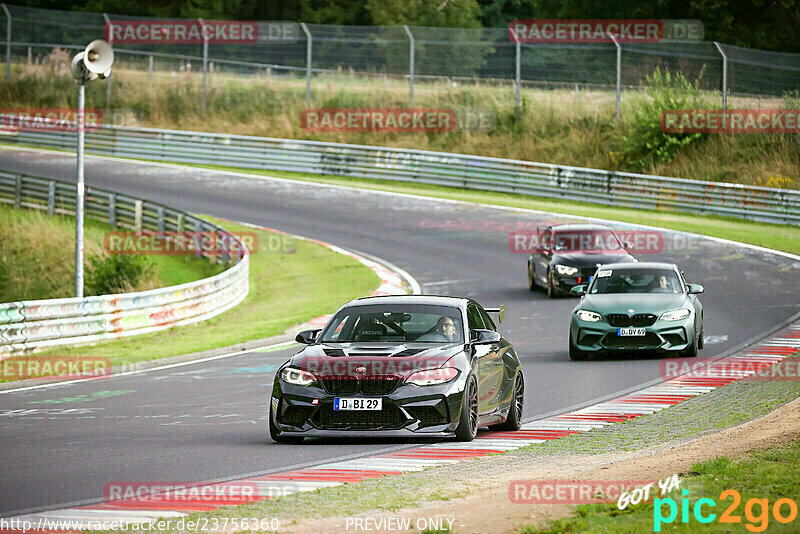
(47, 181), (55, 215)
(713, 41), (728, 120)
(514, 38), (521, 118)
(102, 14), (112, 109)
(157, 206), (165, 232)
(177, 212), (184, 231)
(610, 34), (621, 123)
(108, 193), (116, 226)
(2, 3), (10, 84)
(300, 23), (312, 104)
(199, 18), (208, 111)
(403, 25), (415, 107)
(13, 173), (21, 208)
(134, 200), (142, 232)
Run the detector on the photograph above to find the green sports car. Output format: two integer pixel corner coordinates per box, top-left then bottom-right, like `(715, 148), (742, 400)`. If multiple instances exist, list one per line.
(568, 262), (704, 361)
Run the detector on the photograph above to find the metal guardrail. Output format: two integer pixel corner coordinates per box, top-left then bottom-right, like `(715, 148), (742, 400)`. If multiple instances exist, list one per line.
(0, 170), (249, 355)
(2, 119), (799, 225)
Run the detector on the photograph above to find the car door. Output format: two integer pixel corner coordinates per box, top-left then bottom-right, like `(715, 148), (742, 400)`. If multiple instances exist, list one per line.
(535, 227), (554, 285)
(477, 306), (505, 415)
(467, 304), (492, 415)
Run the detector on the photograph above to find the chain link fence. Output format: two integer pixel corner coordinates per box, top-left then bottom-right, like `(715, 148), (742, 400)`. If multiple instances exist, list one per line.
(1, 4), (799, 120)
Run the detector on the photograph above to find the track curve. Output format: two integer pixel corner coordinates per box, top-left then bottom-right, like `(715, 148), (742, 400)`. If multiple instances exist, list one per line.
(1, 147), (799, 516)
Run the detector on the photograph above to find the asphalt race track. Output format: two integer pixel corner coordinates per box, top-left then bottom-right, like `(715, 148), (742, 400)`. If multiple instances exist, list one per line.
(1, 148), (799, 516)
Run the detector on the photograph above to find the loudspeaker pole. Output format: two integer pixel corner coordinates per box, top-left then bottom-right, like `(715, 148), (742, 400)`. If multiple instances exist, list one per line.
(75, 79), (86, 297)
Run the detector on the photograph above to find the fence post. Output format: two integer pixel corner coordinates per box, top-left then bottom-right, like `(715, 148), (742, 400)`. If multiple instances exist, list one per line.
(108, 193), (116, 226)
(2, 3), (10, 84)
(610, 34), (621, 123)
(403, 25), (415, 107)
(177, 212), (184, 232)
(47, 181), (55, 215)
(102, 14), (112, 109)
(300, 23), (312, 104)
(713, 41), (727, 119)
(199, 18), (208, 110)
(515, 39), (521, 118)
(148, 55), (153, 77)
(157, 206), (165, 232)
(13, 173), (21, 208)
(134, 200), (142, 232)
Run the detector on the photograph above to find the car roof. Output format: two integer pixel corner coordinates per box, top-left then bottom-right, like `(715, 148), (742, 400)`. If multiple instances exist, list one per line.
(550, 223), (614, 232)
(598, 262), (677, 271)
(345, 295), (469, 308)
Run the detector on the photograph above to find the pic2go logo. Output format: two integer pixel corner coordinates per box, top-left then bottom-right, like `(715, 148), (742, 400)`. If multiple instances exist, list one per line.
(654, 489), (798, 532)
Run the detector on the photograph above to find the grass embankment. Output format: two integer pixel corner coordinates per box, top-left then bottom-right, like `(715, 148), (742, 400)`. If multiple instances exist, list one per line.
(522, 439), (800, 533)
(1, 54), (798, 189)
(29, 217), (381, 367)
(192, 165), (800, 257)
(0, 203), (221, 301)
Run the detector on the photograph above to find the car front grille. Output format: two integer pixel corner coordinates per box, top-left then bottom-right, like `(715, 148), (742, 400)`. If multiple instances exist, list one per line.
(605, 313), (658, 327)
(277, 405), (314, 427)
(321, 377), (401, 395)
(406, 405), (448, 427)
(603, 332), (662, 348)
(316, 404), (406, 430)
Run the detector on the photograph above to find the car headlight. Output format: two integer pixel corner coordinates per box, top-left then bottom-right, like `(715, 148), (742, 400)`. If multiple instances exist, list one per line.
(406, 367), (458, 386)
(661, 309), (691, 321)
(280, 367), (316, 386)
(576, 310), (602, 322)
(555, 264), (579, 276)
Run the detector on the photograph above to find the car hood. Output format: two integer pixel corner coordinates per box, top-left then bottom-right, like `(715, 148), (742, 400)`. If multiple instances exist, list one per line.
(287, 342), (463, 376)
(577, 293), (689, 315)
(552, 253), (636, 268)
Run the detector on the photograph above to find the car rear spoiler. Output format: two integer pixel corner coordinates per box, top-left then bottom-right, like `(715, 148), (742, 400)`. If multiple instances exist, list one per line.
(484, 305), (505, 324)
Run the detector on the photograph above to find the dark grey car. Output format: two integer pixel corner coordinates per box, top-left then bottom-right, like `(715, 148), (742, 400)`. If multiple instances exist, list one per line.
(269, 295), (524, 443)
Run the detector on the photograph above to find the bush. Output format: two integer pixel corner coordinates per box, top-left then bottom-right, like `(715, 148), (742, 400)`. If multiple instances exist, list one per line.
(617, 68), (711, 172)
(86, 254), (155, 296)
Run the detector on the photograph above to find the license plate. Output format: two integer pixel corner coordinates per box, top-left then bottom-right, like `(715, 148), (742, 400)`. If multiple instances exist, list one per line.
(333, 397), (382, 411)
(618, 328), (646, 336)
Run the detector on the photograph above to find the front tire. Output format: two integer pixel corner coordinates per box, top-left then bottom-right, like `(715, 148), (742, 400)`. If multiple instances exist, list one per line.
(681, 330), (699, 358)
(528, 263), (537, 292)
(697, 329), (704, 349)
(269, 402), (305, 444)
(569, 337), (589, 361)
(455, 376), (479, 441)
(491, 373), (524, 431)
(547, 269), (557, 298)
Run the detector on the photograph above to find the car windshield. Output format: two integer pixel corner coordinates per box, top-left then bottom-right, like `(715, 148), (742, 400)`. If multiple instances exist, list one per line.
(589, 268), (682, 294)
(319, 304), (464, 344)
(550, 229), (625, 253)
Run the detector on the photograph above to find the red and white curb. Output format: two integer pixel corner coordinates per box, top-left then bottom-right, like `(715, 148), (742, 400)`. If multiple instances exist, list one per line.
(7, 322), (798, 531)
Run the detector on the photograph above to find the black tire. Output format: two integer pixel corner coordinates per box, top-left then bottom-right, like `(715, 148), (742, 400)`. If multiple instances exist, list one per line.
(527, 263), (537, 292)
(269, 403), (305, 444)
(491, 373), (524, 431)
(455, 376), (479, 442)
(546, 269), (557, 299)
(569, 337), (589, 361)
(681, 331), (699, 358)
(697, 329), (704, 350)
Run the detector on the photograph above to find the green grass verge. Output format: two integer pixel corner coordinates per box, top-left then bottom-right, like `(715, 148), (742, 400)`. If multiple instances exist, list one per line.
(27, 216), (380, 368)
(0, 203), (222, 301)
(521, 438), (800, 533)
(184, 164), (800, 257)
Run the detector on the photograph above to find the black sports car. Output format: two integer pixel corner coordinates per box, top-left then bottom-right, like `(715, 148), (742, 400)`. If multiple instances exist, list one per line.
(528, 223), (637, 298)
(269, 295), (524, 443)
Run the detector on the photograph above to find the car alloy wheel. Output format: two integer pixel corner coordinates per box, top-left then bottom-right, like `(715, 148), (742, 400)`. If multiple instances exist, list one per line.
(455, 377), (479, 441)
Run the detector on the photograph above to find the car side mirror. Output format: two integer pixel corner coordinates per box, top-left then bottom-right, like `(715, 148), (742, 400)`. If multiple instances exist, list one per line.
(295, 329), (320, 344)
(687, 283), (704, 294)
(471, 329), (501, 344)
(570, 284), (588, 296)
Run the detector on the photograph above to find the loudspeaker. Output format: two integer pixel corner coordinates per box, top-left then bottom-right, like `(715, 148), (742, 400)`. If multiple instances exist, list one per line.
(71, 39), (114, 82)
